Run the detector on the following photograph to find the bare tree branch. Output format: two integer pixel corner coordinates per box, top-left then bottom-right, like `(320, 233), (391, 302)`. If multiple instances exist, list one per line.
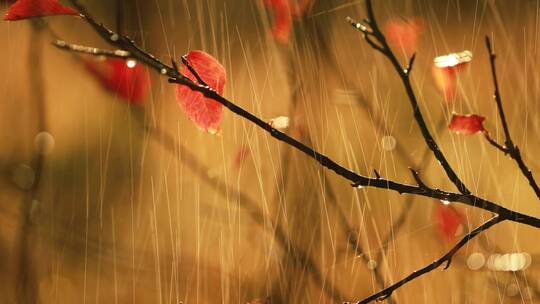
(485, 36), (540, 200)
(347, 216), (504, 304)
(347, 8), (470, 195)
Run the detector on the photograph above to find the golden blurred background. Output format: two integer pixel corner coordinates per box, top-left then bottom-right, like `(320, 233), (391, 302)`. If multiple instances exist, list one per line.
(1, 0), (540, 303)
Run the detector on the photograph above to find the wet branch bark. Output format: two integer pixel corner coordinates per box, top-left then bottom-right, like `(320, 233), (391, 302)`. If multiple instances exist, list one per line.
(345, 216), (504, 304)
(484, 37), (540, 200)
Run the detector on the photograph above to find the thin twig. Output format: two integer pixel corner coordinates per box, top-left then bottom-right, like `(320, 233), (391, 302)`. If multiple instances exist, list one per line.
(485, 36), (540, 200)
(53, 40), (131, 59)
(57, 0), (540, 231)
(347, 216), (504, 304)
(483, 131), (507, 154)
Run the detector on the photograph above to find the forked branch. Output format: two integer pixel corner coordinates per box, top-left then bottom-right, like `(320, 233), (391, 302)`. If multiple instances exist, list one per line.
(346, 10), (470, 195)
(484, 36), (540, 200)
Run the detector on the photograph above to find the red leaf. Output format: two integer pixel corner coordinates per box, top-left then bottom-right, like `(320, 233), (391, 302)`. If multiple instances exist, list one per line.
(432, 66), (457, 100)
(432, 51), (472, 100)
(433, 203), (464, 243)
(4, 0), (78, 21)
(263, 0), (293, 43)
(384, 17), (424, 56)
(262, 0), (312, 44)
(84, 58), (150, 104)
(449, 114), (485, 135)
(175, 51), (227, 134)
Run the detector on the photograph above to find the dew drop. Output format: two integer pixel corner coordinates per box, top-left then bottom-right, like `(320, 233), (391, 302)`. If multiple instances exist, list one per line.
(126, 59), (137, 68)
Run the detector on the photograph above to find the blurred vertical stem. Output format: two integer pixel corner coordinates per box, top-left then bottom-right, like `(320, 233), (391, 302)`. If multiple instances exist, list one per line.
(138, 115), (345, 302)
(15, 20), (48, 304)
(268, 11), (349, 301)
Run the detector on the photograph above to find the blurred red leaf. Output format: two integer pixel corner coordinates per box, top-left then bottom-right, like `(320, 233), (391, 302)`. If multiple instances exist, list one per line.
(4, 0), (78, 21)
(175, 50), (227, 134)
(432, 66), (457, 100)
(263, 0), (293, 43)
(234, 145), (250, 169)
(432, 51), (472, 100)
(262, 0), (312, 43)
(449, 114), (485, 135)
(384, 17), (424, 56)
(433, 203), (464, 243)
(85, 58), (150, 104)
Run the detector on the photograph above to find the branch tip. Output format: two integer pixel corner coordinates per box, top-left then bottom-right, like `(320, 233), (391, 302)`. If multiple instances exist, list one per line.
(408, 168), (425, 188)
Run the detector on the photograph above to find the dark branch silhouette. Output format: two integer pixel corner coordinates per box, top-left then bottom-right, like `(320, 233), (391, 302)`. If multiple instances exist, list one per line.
(346, 216), (503, 304)
(346, 2), (470, 196)
(484, 36), (540, 200)
(344, 0), (540, 302)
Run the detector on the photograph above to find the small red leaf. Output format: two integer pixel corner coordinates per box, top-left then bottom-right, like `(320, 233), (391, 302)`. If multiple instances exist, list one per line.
(433, 203), (464, 243)
(84, 58), (150, 104)
(449, 114), (485, 135)
(263, 0), (293, 43)
(432, 66), (457, 100)
(175, 51), (227, 134)
(432, 51), (472, 100)
(262, 0), (312, 44)
(4, 0), (78, 21)
(384, 17), (424, 56)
